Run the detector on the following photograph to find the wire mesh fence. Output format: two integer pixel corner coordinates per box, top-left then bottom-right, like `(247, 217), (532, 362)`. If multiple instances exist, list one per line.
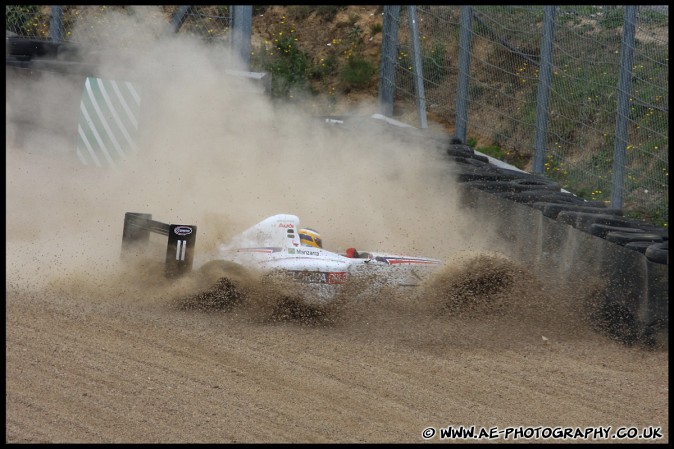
(164, 5), (231, 43)
(5, 5), (231, 45)
(5, 5), (668, 225)
(5, 5), (51, 39)
(384, 5), (668, 226)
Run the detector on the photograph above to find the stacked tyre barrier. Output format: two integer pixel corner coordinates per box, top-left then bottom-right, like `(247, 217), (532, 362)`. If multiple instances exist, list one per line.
(446, 138), (668, 347)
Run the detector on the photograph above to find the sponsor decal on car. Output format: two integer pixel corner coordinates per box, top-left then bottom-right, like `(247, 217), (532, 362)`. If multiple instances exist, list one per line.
(174, 226), (193, 236)
(288, 248), (320, 256)
(327, 272), (348, 284)
(288, 270), (348, 285)
(296, 248), (320, 256)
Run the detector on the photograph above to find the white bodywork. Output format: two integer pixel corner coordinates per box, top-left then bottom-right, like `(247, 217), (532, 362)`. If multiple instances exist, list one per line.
(215, 214), (443, 302)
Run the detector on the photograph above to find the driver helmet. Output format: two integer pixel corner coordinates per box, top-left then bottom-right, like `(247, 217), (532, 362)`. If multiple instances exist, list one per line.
(299, 228), (322, 248)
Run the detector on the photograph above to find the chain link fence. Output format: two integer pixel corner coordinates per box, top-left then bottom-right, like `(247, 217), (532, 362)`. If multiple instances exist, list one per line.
(382, 5), (668, 226)
(5, 5), (668, 225)
(5, 5), (231, 45)
(5, 5), (50, 39)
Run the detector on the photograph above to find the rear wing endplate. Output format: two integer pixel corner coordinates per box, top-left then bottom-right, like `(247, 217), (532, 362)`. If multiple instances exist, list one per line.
(121, 212), (197, 278)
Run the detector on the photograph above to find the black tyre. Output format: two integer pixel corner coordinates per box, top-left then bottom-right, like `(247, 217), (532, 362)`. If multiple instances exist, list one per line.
(449, 155), (491, 169)
(495, 190), (587, 205)
(446, 156), (499, 183)
(471, 153), (490, 163)
(450, 169), (521, 183)
(557, 211), (636, 231)
(463, 180), (521, 193)
(645, 242), (668, 265)
(494, 167), (534, 179)
(446, 142), (474, 158)
(453, 172), (504, 183)
(635, 225), (669, 241)
(464, 177), (559, 194)
(624, 241), (655, 254)
(6, 37), (59, 59)
(532, 202), (619, 220)
(605, 232), (663, 246)
(589, 223), (644, 239)
(509, 176), (561, 191)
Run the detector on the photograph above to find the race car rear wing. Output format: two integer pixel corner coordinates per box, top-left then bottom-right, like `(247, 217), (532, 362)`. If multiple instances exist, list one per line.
(121, 212), (197, 278)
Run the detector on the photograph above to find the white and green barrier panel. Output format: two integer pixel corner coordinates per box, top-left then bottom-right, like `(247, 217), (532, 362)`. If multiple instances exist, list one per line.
(76, 77), (141, 167)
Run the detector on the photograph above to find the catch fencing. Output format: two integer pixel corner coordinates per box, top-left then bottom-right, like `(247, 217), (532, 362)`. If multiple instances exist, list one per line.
(379, 5), (668, 225)
(5, 5), (669, 225)
(5, 6), (231, 42)
(5, 5), (252, 64)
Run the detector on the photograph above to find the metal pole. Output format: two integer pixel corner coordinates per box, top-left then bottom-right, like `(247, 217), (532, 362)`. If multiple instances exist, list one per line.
(164, 5), (191, 36)
(231, 5), (252, 70)
(532, 6), (556, 174)
(407, 6), (428, 129)
(49, 6), (63, 43)
(611, 6), (636, 210)
(378, 5), (401, 117)
(455, 6), (473, 143)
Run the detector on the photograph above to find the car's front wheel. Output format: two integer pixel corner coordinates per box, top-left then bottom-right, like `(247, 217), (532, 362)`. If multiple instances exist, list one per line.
(180, 260), (251, 311)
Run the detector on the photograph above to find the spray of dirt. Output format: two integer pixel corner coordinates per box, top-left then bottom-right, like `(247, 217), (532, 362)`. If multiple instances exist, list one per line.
(6, 6), (607, 345)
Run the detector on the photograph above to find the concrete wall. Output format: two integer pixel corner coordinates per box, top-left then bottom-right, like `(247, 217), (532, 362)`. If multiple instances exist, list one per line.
(459, 186), (668, 346)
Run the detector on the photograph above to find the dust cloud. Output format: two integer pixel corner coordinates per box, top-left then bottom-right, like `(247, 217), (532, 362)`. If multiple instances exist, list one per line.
(2, 7), (619, 342)
(6, 6), (495, 296)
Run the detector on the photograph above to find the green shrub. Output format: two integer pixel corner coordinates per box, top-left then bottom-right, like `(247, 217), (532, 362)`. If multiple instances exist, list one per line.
(288, 5), (313, 21)
(601, 6), (625, 29)
(395, 41), (450, 92)
(252, 34), (310, 99)
(340, 56), (375, 89)
(422, 41), (451, 86)
(347, 24), (363, 44)
(369, 22), (383, 35)
(309, 54), (338, 80)
(476, 144), (505, 160)
(316, 5), (346, 22)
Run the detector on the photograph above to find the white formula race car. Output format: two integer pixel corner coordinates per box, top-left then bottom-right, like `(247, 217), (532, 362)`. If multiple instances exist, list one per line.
(121, 212), (443, 303)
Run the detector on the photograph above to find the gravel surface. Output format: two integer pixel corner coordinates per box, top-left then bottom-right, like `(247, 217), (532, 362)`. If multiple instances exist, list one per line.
(6, 259), (669, 443)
